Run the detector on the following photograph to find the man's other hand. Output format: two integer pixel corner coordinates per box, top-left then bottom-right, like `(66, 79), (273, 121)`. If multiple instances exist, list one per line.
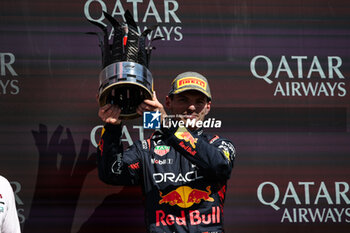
(98, 104), (122, 125)
(136, 91), (167, 121)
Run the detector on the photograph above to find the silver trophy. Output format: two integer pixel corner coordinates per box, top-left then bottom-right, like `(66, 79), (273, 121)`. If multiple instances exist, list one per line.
(88, 10), (161, 119)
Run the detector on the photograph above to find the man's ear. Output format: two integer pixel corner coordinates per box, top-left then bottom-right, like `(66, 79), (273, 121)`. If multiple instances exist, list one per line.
(165, 95), (171, 108)
(205, 100), (211, 115)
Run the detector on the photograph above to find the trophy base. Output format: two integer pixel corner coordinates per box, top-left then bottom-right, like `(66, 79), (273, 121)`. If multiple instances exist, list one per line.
(99, 82), (153, 119)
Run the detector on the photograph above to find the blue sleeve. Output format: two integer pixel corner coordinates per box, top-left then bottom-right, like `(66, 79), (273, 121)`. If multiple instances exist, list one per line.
(165, 126), (235, 180)
(97, 123), (145, 185)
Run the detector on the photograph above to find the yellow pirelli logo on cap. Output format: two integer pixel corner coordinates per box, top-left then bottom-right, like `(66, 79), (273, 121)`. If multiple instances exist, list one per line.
(177, 77), (207, 89)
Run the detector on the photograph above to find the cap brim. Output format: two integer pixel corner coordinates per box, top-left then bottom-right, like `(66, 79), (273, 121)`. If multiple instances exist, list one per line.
(170, 87), (211, 100)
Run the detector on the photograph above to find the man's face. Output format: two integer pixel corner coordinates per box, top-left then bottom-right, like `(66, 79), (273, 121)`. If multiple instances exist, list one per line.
(165, 90), (211, 130)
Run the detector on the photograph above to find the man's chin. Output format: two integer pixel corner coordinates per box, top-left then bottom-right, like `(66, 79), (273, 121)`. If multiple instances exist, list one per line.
(174, 117), (203, 130)
(184, 117), (197, 123)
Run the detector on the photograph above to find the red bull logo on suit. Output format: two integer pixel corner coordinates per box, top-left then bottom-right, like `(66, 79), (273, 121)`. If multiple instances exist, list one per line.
(156, 206), (221, 227)
(175, 129), (198, 149)
(159, 186), (214, 208)
(157, 186), (220, 226)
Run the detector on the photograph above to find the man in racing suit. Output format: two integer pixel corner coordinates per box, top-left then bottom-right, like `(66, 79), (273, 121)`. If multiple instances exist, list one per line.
(97, 72), (236, 233)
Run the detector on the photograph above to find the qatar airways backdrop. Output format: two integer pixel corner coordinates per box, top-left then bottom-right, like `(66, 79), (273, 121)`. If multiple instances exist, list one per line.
(0, 0), (349, 232)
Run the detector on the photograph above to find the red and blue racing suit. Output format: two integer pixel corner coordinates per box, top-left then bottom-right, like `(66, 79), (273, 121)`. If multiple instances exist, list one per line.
(97, 123), (235, 233)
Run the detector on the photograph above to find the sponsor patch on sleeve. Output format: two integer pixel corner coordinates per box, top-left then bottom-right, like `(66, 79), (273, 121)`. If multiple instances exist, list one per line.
(209, 135), (220, 144)
(141, 140), (148, 150)
(218, 141), (235, 162)
(174, 127), (198, 149)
